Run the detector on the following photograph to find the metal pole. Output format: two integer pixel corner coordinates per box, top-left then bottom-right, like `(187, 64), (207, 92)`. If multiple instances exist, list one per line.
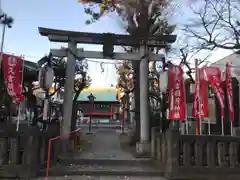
(203, 69), (211, 135)
(43, 89), (49, 121)
(89, 115), (92, 133)
(88, 102), (92, 134)
(207, 118), (211, 135)
(61, 40), (77, 152)
(221, 116), (224, 135)
(139, 44), (149, 153)
(16, 55), (25, 131)
(121, 110), (124, 134)
(183, 79), (188, 135)
(0, 22), (6, 74)
(195, 59), (199, 135)
(197, 63), (203, 135)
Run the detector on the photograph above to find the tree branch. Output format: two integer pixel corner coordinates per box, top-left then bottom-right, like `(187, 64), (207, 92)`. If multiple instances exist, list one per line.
(183, 0), (240, 50)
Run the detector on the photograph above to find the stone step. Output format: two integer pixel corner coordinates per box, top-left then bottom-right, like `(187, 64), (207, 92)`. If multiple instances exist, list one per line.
(59, 157), (153, 166)
(38, 164), (164, 177)
(35, 175), (167, 180)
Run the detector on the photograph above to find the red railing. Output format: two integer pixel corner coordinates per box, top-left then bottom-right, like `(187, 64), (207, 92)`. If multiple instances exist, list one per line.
(45, 128), (82, 180)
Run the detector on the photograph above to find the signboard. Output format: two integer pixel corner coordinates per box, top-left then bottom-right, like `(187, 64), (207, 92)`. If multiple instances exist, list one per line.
(202, 98), (217, 124)
(76, 117), (90, 131)
(159, 71), (168, 92)
(186, 98), (217, 124)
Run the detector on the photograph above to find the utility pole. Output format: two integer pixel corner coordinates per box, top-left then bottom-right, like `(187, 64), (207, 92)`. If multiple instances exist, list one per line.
(0, 13), (13, 76)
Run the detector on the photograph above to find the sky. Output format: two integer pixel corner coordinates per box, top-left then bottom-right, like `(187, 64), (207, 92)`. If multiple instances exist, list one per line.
(0, 0), (234, 87)
(1, 0), (126, 87)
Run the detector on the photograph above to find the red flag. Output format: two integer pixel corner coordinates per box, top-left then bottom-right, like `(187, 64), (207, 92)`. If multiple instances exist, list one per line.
(168, 65), (186, 120)
(2, 54), (24, 103)
(225, 62), (234, 121)
(192, 68), (209, 118)
(204, 67), (224, 117)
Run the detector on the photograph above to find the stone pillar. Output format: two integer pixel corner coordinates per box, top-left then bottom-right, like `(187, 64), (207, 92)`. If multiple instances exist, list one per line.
(136, 45), (150, 155)
(130, 91), (135, 125)
(151, 127), (158, 158)
(132, 61), (140, 142)
(61, 40), (77, 152)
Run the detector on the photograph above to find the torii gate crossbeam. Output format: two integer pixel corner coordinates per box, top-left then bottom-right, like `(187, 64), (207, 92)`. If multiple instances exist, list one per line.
(50, 49), (164, 61)
(39, 27), (176, 47)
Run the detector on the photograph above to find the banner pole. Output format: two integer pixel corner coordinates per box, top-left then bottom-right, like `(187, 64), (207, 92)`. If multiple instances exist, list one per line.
(186, 117), (189, 135)
(208, 118), (211, 135)
(0, 23), (6, 77)
(16, 104), (21, 131)
(227, 62), (234, 136)
(194, 59), (198, 136)
(203, 69), (211, 135)
(195, 59), (202, 135)
(16, 55), (25, 131)
(199, 104), (202, 135)
(183, 79), (188, 135)
(221, 115), (224, 135)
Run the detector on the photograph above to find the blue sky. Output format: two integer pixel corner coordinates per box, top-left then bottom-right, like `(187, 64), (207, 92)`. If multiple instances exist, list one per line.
(1, 0), (233, 87)
(1, 0), (125, 87)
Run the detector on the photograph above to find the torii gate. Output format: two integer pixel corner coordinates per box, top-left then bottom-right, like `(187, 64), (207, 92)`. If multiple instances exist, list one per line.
(38, 27), (176, 154)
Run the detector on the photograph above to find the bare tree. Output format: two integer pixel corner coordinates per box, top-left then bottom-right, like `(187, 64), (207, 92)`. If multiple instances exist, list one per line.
(183, 0), (240, 51)
(179, 47), (210, 80)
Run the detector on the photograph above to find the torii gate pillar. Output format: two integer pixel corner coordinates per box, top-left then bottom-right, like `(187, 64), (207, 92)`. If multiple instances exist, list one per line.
(62, 40), (77, 152)
(137, 45), (150, 154)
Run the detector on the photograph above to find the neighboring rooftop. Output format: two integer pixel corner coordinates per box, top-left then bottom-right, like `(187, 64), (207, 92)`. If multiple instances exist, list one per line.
(77, 88), (117, 102)
(210, 50), (240, 79)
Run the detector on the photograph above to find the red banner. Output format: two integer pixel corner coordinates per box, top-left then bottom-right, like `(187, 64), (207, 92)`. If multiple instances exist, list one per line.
(192, 68), (209, 118)
(168, 65), (186, 120)
(2, 54), (24, 103)
(225, 62), (234, 121)
(204, 67), (225, 117)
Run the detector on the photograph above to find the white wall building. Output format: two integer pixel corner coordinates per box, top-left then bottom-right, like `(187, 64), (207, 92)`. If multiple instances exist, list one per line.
(209, 51), (240, 81)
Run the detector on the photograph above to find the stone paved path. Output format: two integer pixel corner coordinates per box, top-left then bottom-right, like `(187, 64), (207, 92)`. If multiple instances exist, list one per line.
(41, 128), (166, 179)
(78, 128), (135, 159)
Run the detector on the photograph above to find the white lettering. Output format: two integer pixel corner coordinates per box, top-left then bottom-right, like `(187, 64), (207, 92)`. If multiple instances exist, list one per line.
(8, 74), (14, 83)
(8, 67), (15, 75)
(8, 56), (17, 67)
